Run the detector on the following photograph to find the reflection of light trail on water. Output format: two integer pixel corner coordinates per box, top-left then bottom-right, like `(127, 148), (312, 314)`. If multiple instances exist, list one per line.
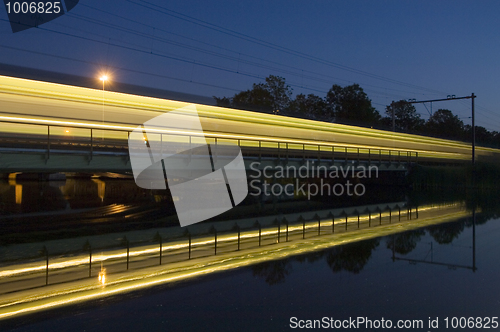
(0, 204), (456, 278)
(0, 205), (470, 320)
(0, 204), (458, 279)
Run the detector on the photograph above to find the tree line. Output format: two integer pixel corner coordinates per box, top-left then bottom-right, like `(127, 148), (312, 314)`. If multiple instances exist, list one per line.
(214, 75), (499, 147)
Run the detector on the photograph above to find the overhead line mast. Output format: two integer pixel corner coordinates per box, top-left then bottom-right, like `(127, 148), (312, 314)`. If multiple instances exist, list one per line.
(407, 94), (476, 164)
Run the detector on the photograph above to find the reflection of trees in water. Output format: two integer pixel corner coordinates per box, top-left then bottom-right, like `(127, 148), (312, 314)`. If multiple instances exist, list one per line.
(386, 229), (425, 255)
(427, 221), (465, 244)
(251, 212), (489, 285)
(252, 259), (292, 285)
(469, 213), (489, 226)
(252, 239), (380, 285)
(294, 251), (325, 264)
(467, 191), (500, 223)
(326, 239), (380, 274)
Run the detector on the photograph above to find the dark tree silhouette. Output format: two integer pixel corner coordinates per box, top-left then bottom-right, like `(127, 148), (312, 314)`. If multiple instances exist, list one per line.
(213, 96), (231, 108)
(232, 83), (274, 112)
(294, 250), (325, 264)
(326, 238), (380, 274)
(252, 259), (292, 285)
(386, 229), (425, 255)
(326, 84), (381, 126)
(214, 75), (292, 114)
(289, 93), (329, 120)
(427, 221), (465, 244)
(264, 75), (293, 111)
(464, 125), (494, 146)
(384, 100), (424, 133)
(213, 76), (500, 148)
(425, 109), (465, 140)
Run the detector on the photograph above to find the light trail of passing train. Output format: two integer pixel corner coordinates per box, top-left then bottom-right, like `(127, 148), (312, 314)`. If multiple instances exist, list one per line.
(0, 75), (498, 163)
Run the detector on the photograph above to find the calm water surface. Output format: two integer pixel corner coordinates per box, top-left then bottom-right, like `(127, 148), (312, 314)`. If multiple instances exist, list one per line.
(6, 212), (499, 332)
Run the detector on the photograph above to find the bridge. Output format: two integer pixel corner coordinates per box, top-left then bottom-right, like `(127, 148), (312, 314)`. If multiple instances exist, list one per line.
(0, 75), (498, 174)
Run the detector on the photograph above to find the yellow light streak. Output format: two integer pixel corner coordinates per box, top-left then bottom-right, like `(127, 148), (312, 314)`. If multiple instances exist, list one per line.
(0, 115), (468, 160)
(0, 74), (495, 163)
(0, 205), (470, 320)
(0, 203), (462, 280)
(0, 74), (469, 150)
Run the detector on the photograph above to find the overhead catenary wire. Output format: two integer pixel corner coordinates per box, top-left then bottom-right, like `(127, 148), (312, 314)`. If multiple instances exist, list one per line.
(74, 4), (434, 99)
(0, 17), (412, 103)
(0, 44), (242, 93)
(126, 0), (450, 95)
(1, 3), (499, 130)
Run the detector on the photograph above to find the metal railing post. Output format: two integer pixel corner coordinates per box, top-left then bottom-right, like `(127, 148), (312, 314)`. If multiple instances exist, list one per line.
(188, 135), (192, 163)
(90, 128), (93, 161)
(213, 137), (218, 164)
(214, 231), (217, 255)
(46, 125), (50, 160)
(303, 218), (306, 238)
(285, 220), (289, 242)
(188, 232), (192, 259)
(259, 141), (262, 162)
(286, 142), (289, 162)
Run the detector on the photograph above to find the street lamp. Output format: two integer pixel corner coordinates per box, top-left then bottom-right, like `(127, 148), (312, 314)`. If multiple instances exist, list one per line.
(99, 75), (108, 140)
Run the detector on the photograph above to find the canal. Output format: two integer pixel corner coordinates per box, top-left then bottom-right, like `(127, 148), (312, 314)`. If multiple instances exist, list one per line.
(0, 176), (498, 331)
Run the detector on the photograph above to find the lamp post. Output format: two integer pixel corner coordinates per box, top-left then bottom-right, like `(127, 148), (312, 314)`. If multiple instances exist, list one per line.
(99, 75), (108, 140)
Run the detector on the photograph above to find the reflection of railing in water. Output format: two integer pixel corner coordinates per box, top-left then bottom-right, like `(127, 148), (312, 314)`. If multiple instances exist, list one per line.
(0, 202), (471, 320)
(0, 202), (467, 285)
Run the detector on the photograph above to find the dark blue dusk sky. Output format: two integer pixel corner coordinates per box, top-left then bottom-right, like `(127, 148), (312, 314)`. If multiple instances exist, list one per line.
(0, 0), (499, 130)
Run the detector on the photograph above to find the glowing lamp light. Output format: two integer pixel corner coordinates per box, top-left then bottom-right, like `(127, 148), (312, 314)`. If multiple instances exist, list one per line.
(100, 75), (108, 81)
(98, 266), (106, 285)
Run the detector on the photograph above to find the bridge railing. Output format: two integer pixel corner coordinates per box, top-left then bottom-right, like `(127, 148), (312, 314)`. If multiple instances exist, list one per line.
(0, 119), (418, 164)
